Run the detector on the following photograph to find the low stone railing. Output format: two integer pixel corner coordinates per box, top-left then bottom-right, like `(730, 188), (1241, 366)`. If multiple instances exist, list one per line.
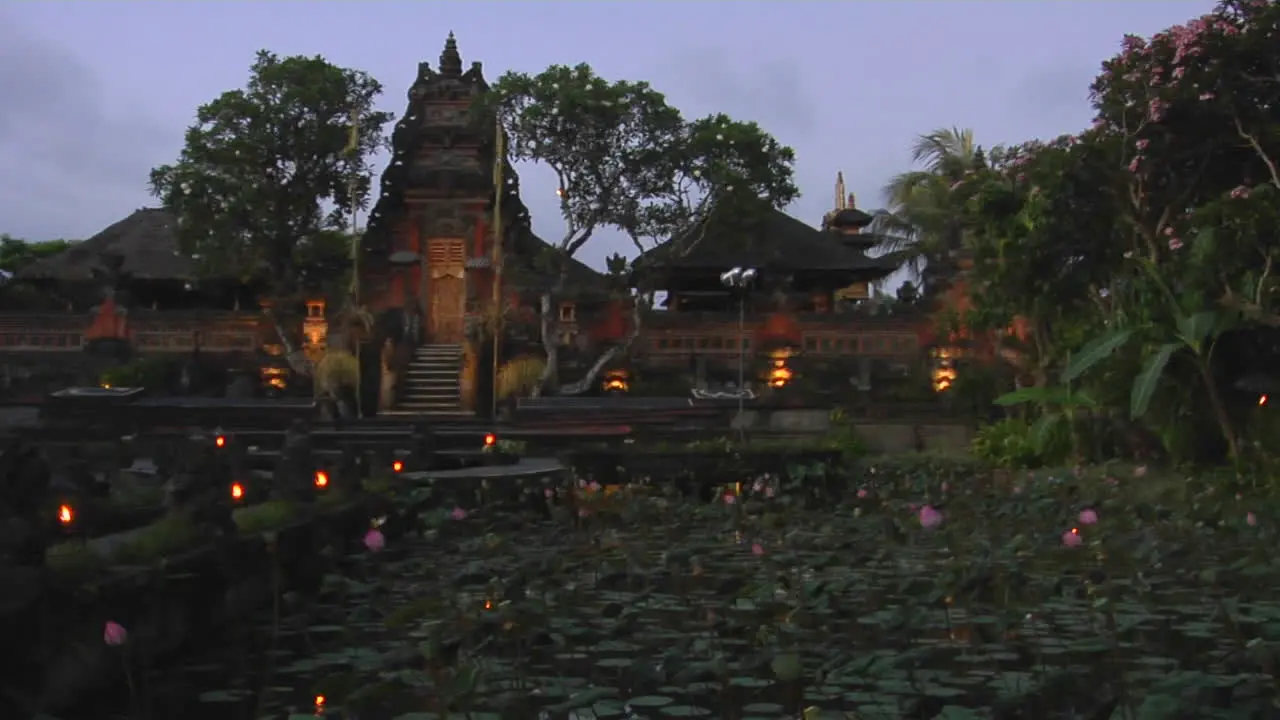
(0, 310), (261, 354)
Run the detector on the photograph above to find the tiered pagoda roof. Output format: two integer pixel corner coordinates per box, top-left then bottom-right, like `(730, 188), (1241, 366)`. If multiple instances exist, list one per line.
(361, 33), (606, 295)
(633, 175), (900, 284)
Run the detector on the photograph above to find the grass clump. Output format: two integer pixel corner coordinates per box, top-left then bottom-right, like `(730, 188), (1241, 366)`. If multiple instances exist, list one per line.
(46, 541), (106, 578)
(233, 500), (300, 535)
(110, 514), (203, 565)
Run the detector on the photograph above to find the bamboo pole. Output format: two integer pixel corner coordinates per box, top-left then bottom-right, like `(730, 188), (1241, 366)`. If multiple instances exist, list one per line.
(345, 108), (363, 417)
(490, 121), (506, 420)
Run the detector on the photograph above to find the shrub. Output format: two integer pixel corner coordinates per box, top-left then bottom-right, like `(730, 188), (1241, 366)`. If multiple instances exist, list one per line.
(100, 357), (177, 390)
(315, 350), (359, 397)
(497, 355), (545, 400)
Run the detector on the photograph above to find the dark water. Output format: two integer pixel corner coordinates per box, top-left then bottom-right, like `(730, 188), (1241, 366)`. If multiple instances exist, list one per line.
(58, 500), (1280, 720)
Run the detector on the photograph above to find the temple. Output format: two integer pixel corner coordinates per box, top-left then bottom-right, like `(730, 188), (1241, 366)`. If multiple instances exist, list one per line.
(0, 34), (968, 413)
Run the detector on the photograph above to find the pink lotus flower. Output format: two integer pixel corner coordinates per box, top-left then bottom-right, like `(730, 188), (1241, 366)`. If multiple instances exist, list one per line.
(587, 481), (601, 493)
(1078, 509), (1098, 525)
(723, 493), (736, 505)
(1246, 512), (1257, 527)
(544, 488), (554, 498)
(1062, 530), (1083, 548)
(856, 488), (868, 499)
(764, 487), (775, 498)
(363, 528), (385, 552)
(103, 621), (128, 646)
(450, 507), (468, 521)
(1133, 465), (1148, 477)
(751, 543), (765, 556)
(1168, 237), (1184, 251)
(919, 505), (943, 529)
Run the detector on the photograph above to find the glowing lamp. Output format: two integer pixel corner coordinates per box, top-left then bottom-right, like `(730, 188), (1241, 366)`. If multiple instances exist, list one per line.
(602, 369), (630, 393)
(392, 460), (404, 473)
(768, 359), (792, 388)
(57, 504), (74, 526)
(484, 433), (496, 447)
(215, 435), (226, 448)
(230, 482), (244, 501)
(1260, 394), (1269, 407)
(315, 696), (325, 710)
(314, 470), (330, 489)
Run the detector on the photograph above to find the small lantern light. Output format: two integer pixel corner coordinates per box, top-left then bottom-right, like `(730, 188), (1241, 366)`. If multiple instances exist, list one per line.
(57, 503), (74, 526)
(484, 433), (496, 447)
(392, 460), (404, 473)
(314, 470), (329, 489)
(231, 482), (245, 501)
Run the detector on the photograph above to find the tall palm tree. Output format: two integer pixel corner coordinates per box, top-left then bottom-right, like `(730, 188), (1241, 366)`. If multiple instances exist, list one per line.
(870, 127), (981, 291)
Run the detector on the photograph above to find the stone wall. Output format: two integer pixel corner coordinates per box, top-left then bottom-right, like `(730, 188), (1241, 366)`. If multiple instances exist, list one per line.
(731, 407), (973, 455)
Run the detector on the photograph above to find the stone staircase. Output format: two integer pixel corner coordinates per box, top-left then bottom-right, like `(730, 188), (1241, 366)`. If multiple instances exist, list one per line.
(389, 344), (469, 417)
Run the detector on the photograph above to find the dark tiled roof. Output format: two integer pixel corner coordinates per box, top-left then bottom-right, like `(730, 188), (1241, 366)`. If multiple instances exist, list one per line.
(17, 209), (193, 281)
(636, 207), (899, 275)
(828, 207), (874, 229)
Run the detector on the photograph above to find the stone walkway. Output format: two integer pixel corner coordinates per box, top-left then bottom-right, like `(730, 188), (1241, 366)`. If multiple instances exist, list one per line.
(403, 456), (565, 481)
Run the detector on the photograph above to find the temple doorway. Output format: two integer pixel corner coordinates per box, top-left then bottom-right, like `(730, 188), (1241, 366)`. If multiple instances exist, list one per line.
(426, 238), (466, 344)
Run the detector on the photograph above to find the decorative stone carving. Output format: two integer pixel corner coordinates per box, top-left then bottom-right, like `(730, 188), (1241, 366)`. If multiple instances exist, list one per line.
(423, 104), (471, 126)
(419, 148), (481, 171)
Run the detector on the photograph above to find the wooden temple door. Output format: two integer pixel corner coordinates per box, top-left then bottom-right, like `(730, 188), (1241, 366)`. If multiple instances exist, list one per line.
(426, 238), (466, 344)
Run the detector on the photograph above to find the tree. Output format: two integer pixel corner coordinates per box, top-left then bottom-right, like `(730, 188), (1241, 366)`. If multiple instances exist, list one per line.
(482, 64), (798, 394)
(1089, 0), (1279, 319)
(958, 0), (1280, 462)
(0, 236), (77, 275)
(149, 50), (391, 306)
(871, 127), (983, 286)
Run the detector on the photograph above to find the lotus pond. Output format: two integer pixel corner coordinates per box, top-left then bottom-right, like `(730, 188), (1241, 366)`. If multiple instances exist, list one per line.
(70, 459), (1280, 720)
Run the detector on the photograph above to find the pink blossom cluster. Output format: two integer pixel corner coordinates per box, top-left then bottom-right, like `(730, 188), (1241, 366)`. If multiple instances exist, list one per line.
(1092, 2), (1268, 135)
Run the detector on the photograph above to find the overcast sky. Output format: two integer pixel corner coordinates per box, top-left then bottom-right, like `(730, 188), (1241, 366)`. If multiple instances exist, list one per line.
(1, 0), (1213, 272)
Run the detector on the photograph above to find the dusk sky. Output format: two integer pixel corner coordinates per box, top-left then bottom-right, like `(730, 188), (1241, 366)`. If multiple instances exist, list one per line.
(2, 0), (1214, 273)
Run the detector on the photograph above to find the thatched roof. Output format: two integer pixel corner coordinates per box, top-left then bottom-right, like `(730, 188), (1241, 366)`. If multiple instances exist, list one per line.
(17, 209), (192, 282)
(635, 207), (901, 276)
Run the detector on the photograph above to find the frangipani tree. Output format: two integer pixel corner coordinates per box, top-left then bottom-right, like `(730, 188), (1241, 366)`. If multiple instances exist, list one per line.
(483, 63), (797, 395)
(965, 0), (1280, 461)
(150, 50), (391, 369)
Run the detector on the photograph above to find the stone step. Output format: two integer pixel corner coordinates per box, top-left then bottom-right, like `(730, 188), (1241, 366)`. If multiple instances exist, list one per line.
(404, 384), (460, 394)
(404, 373), (458, 381)
(397, 404), (465, 413)
(406, 367), (458, 375)
(380, 409), (473, 418)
